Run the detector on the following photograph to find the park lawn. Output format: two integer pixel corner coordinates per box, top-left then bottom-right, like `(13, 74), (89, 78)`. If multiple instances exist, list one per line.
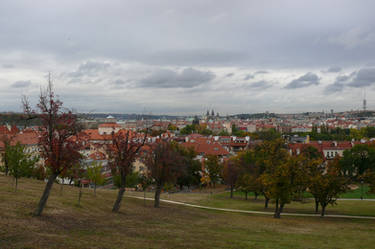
(1, 175), (375, 249)
(196, 192), (375, 217)
(126, 189), (375, 217)
(227, 186), (375, 199)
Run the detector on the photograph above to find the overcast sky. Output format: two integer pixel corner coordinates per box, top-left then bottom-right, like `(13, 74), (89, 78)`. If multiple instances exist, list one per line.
(1, 0), (375, 115)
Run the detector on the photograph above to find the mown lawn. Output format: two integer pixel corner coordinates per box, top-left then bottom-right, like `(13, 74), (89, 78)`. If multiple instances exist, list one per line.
(127, 189), (375, 217)
(1, 175), (375, 249)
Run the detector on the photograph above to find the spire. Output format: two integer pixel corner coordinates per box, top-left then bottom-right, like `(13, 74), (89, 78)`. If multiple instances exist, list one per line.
(363, 89), (367, 112)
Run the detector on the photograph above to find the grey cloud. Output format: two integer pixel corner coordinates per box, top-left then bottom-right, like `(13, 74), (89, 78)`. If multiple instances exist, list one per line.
(243, 71), (268, 81)
(254, 70), (269, 75)
(111, 79), (133, 89)
(285, 72), (320, 89)
(11, 80), (32, 88)
(67, 61), (111, 78)
(246, 80), (272, 90)
(243, 74), (254, 81)
(2, 64), (14, 68)
(324, 75), (350, 94)
(225, 73), (234, 78)
(113, 79), (126, 85)
(347, 68), (375, 88)
(139, 68), (215, 88)
(326, 66), (342, 73)
(324, 71), (358, 94)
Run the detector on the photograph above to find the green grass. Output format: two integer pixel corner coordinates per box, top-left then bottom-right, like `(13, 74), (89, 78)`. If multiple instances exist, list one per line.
(2, 175), (375, 249)
(228, 185), (375, 200)
(340, 184), (375, 199)
(127, 188), (375, 217)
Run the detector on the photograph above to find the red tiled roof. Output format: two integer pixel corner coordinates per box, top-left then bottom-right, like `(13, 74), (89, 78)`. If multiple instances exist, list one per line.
(98, 123), (121, 128)
(89, 151), (106, 160)
(181, 139), (229, 156)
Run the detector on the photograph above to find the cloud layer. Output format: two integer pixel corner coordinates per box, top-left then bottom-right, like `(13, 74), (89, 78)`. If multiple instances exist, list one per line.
(1, 0), (375, 114)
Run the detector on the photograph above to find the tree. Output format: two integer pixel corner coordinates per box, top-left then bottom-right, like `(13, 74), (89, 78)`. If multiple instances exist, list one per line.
(261, 156), (304, 218)
(235, 150), (262, 201)
(176, 146), (201, 190)
(180, 124), (195, 135)
(145, 140), (185, 208)
(87, 162), (106, 196)
(106, 129), (147, 212)
(205, 155), (222, 188)
(311, 158), (348, 217)
(0, 134), (16, 176)
(340, 143), (375, 181)
(69, 162), (86, 206)
(139, 173), (152, 206)
(254, 139), (289, 209)
(222, 158), (240, 198)
(289, 155), (310, 201)
(6, 142), (39, 191)
(24, 77), (83, 216)
(301, 145), (321, 160)
(255, 139), (298, 218)
(167, 123), (177, 131)
(125, 171), (141, 188)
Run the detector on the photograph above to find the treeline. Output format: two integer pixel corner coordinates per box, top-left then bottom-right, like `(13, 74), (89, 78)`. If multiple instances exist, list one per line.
(288, 126), (375, 141)
(0, 113), (41, 126)
(221, 140), (375, 218)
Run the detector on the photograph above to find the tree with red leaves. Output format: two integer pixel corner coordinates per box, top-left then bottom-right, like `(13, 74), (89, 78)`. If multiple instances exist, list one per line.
(24, 75), (83, 216)
(145, 140), (185, 208)
(106, 130), (147, 212)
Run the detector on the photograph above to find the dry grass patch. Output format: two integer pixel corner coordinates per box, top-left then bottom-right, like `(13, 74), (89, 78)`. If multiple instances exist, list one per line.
(1, 176), (375, 249)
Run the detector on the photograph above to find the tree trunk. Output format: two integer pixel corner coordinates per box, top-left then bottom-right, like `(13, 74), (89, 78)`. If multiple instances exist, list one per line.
(264, 197), (269, 209)
(154, 184), (162, 208)
(34, 172), (58, 216)
(60, 183), (63, 196)
(94, 183), (97, 197)
(230, 185), (234, 198)
(315, 199), (319, 213)
(274, 199), (280, 218)
(254, 192), (258, 200)
(5, 164), (9, 176)
(278, 203), (285, 218)
(321, 204), (327, 217)
(245, 191), (248, 200)
(144, 189), (146, 207)
(112, 187), (125, 212)
(78, 181), (82, 206)
(15, 177), (18, 192)
(112, 172), (126, 212)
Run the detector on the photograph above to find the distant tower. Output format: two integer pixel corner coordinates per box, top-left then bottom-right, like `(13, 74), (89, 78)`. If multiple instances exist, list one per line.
(363, 90), (367, 112)
(206, 110), (210, 117)
(211, 109), (215, 117)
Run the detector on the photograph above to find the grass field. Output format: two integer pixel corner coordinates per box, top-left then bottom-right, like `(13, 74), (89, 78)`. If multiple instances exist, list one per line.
(2, 175), (375, 249)
(127, 189), (375, 217)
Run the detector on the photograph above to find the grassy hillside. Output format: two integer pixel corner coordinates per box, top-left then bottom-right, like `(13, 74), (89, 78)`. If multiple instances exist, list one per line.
(1, 175), (375, 249)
